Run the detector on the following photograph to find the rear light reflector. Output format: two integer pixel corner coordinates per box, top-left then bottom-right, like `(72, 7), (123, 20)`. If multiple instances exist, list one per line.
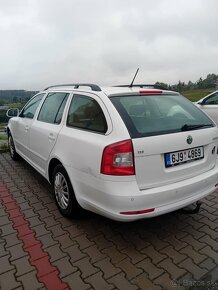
(120, 208), (155, 215)
(101, 139), (135, 175)
(139, 90), (162, 95)
(215, 183), (218, 187)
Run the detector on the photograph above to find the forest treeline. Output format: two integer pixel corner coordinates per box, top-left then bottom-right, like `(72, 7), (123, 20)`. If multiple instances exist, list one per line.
(156, 73), (218, 91)
(0, 73), (217, 106)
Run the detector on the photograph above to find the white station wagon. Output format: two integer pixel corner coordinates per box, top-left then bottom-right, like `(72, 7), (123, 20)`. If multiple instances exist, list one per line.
(7, 84), (218, 221)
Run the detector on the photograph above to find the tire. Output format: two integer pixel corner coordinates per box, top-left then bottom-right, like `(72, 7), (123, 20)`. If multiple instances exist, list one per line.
(52, 164), (80, 217)
(8, 133), (20, 161)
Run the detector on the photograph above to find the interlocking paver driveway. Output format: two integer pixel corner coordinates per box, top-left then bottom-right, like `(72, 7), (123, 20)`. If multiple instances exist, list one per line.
(0, 153), (217, 290)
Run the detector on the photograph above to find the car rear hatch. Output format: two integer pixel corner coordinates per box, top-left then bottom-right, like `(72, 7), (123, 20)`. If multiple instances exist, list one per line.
(110, 90), (217, 189)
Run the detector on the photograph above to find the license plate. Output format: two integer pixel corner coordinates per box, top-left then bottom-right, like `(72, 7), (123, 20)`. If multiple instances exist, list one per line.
(165, 146), (204, 167)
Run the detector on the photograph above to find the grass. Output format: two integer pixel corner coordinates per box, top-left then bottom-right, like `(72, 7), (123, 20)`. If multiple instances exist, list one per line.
(181, 88), (214, 102)
(0, 143), (8, 152)
(0, 123), (7, 130)
(0, 135), (7, 140)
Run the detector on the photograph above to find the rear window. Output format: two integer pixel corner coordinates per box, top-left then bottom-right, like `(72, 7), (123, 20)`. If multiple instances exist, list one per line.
(110, 94), (214, 138)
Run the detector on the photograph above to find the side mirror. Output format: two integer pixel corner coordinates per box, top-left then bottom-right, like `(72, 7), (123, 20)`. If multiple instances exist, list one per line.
(6, 108), (19, 117)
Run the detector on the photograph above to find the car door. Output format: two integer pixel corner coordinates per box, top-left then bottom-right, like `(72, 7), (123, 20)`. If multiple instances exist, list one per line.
(197, 92), (218, 125)
(29, 91), (70, 175)
(11, 93), (45, 159)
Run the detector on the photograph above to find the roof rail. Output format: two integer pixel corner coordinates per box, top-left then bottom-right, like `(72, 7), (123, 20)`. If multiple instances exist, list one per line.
(114, 84), (166, 90)
(44, 83), (101, 91)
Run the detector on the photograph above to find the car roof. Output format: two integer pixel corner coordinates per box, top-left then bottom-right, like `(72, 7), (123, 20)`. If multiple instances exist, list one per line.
(42, 83), (179, 97)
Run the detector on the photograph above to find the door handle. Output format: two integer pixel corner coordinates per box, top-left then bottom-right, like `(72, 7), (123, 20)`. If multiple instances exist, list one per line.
(25, 125), (29, 132)
(48, 133), (55, 141)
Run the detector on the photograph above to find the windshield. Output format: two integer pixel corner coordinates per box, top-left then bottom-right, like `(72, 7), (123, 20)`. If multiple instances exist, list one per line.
(110, 94), (214, 138)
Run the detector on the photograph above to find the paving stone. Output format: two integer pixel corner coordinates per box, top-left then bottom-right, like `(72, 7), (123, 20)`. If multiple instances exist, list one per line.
(32, 224), (50, 237)
(13, 256), (35, 276)
(31, 202), (46, 212)
(200, 246), (218, 264)
(38, 233), (58, 249)
(0, 269), (21, 290)
(198, 217), (218, 230)
(154, 272), (180, 290)
(159, 258), (187, 280)
(56, 217), (74, 228)
(141, 245), (167, 264)
(85, 271), (114, 290)
(102, 246), (127, 264)
(180, 235), (206, 251)
(65, 244), (87, 262)
(160, 245), (187, 264)
(121, 232), (149, 251)
(42, 216), (59, 228)
(19, 202), (32, 211)
(180, 245), (207, 264)
(90, 234), (114, 250)
(0, 215), (11, 226)
(133, 273), (162, 290)
(105, 234), (128, 251)
(94, 257), (121, 279)
(108, 272), (138, 290)
(37, 208), (52, 219)
(64, 224), (84, 238)
(63, 271), (91, 290)
(72, 234), (94, 250)
(121, 246), (147, 264)
(53, 256), (78, 278)
(1, 223), (17, 236)
(115, 257), (143, 280)
(199, 258), (217, 271)
(49, 224), (67, 237)
(179, 258), (207, 280)
(198, 225), (218, 240)
(181, 225), (205, 239)
(45, 244), (67, 262)
(82, 244), (106, 263)
(8, 243), (28, 261)
(27, 216), (43, 227)
(55, 234), (75, 249)
(0, 255), (15, 274)
(74, 257), (99, 278)
(0, 242), (9, 257)
(139, 231), (169, 251)
(137, 258), (164, 280)
(17, 270), (44, 289)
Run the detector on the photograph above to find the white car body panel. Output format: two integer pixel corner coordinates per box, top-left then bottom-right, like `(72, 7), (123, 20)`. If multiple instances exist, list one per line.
(195, 90), (218, 125)
(7, 85), (218, 221)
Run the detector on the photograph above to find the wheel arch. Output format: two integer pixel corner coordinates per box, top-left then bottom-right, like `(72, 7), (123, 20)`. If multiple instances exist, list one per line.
(48, 158), (62, 184)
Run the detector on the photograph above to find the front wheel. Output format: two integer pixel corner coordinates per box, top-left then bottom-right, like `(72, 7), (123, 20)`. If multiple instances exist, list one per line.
(52, 164), (80, 217)
(8, 133), (20, 161)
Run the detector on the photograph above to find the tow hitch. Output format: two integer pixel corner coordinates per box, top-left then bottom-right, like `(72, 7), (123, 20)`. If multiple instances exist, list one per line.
(179, 201), (202, 214)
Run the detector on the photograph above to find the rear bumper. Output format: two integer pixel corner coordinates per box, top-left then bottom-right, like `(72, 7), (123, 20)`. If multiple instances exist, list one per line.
(68, 163), (218, 222)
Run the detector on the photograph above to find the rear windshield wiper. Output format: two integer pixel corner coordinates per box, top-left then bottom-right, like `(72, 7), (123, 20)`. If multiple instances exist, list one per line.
(181, 124), (213, 131)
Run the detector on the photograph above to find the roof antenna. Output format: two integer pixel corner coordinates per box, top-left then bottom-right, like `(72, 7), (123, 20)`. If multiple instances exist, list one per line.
(129, 68), (139, 88)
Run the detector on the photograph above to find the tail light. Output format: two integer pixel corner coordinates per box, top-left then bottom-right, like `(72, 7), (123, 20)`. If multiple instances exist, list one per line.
(139, 90), (162, 95)
(101, 139), (135, 175)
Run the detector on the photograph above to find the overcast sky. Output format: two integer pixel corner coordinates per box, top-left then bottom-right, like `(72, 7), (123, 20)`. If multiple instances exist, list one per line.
(0, 0), (218, 90)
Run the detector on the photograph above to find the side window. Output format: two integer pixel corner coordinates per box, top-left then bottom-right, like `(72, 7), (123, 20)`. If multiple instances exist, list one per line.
(38, 92), (69, 124)
(22, 94), (45, 119)
(67, 94), (108, 133)
(204, 93), (218, 105)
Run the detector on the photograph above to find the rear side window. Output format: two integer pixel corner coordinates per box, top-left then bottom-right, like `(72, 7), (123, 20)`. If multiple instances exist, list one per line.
(110, 94), (214, 138)
(67, 94), (108, 133)
(203, 92), (218, 105)
(38, 92), (69, 124)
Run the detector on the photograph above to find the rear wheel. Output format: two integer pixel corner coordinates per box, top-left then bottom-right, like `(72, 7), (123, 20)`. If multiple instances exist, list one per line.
(8, 133), (20, 161)
(52, 164), (80, 217)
